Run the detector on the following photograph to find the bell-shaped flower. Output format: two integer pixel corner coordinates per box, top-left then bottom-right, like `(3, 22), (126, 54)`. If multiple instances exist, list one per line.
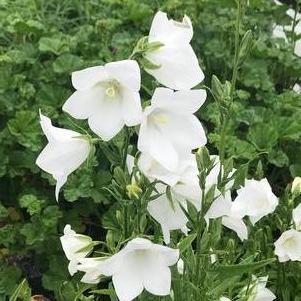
(77, 257), (106, 284)
(138, 87), (207, 171)
(138, 152), (202, 211)
(148, 184), (189, 244)
(63, 60), (142, 141)
(36, 112), (91, 201)
(144, 11), (204, 90)
(242, 275), (276, 301)
(60, 225), (95, 276)
(274, 229), (301, 262)
(205, 191), (248, 241)
(220, 297), (231, 301)
(100, 237), (179, 301)
(231, 178), (278, 224)
(293, 203), (301, 230)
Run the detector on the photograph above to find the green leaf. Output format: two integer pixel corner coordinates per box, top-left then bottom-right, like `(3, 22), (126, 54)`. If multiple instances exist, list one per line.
(178, 233), (197, 253)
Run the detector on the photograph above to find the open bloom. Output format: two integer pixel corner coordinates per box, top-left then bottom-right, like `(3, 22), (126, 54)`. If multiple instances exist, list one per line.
(36, 112), (91, 200)
(138, 87), (207, 171)
(231, 178), (278, 224)
(138, 152), (202, 210)
(205, 191), (248, 241)
(100, 238), (179, 301)
(147, 185), (189, 244)
(144, 11), (204, 90)
(60, 225), (94, 276)
(274, 229), (301, 262)
(63, 60), (142, 141)
(242, 275), (276, 301)
(293, 203), (301, 230)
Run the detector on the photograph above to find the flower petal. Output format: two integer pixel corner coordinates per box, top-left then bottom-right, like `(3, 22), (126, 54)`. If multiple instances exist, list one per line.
(138, 122), (179, 171)
(105, 60), (141, 91)
(145, 45), (204, 90)
(222, 216), (248, 241)
(152, 88), (206, 114)
(112, 261), (144, 301)
(121, 89), (142, 126)
(149, 11), (193, 44)
(88, 99), (124, 141)
(143, 261), (171, 296)
(63, 86), (104, 119)
(72, 66), (108, 90)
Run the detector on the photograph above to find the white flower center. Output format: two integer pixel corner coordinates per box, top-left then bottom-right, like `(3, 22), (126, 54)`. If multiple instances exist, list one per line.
(150, 112), (169, 125)
(100, 80), (120, 100)
(283, 236), (297, 250)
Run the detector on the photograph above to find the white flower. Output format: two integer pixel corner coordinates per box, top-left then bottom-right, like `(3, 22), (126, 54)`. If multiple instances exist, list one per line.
(231, 178), (278, 224)
(220, 297), (231, 301)
(272, 24), (287, 40)
(138, 152), (202, 211)
(177, 258), (184, 275)
(77, 257), (105, 284)
(147, 185), (189, 244)
(293, 83), (301, 94)
(144, 11), (204, 90)
(63, 60), (142, 141)
(243, 275), (276, 301)
(294, 39), (301, 57)
(205, 191), (248, 241)
(138, 87), (207, 171)
(60, 225), (94, 276)
(36, 112), (91, 201)
(100, 237), (179, 301)
(274, 229), (301, 262)
(273, 0), (282, 5)
(286, 8), (301, 21)
(293, 203), (301, 230)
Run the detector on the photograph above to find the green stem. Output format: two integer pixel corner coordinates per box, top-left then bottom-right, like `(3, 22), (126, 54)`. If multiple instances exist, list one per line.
(194, 187), (206, 295)
(291, 1), (300, 51)
(122, 127), (130, 170)
(219, 0), (243, 165)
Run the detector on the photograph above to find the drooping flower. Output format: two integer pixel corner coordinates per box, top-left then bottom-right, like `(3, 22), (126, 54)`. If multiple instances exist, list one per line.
(100, 237), (179, 301)
(205, 191), (248, 241)
(231, 178), (278, 224)
(36, 112), (91, 200)
(274, 229), (301, 262)
(63, 60), (142, 141)
(138, 152), (202, 210)
(147, 185), (189, 244)
(144, 11), (204, 90)
(242, 275), (276, 301)
(293, 203), (301, 230)
(138, 87), (207, 171)
(60, 225), (94, 276)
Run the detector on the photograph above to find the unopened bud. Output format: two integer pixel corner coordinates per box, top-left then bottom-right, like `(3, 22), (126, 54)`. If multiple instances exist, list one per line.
(126, 183), (142, 199)
(292, 177), (301, 197)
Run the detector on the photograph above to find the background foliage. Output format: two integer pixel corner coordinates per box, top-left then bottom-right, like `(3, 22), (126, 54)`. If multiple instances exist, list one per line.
(0, 0), (301, 300)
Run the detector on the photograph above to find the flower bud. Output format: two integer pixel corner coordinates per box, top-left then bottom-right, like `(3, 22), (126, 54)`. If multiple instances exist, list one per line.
(126, 183), (142, 199)
(292, 177), (301, 197)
